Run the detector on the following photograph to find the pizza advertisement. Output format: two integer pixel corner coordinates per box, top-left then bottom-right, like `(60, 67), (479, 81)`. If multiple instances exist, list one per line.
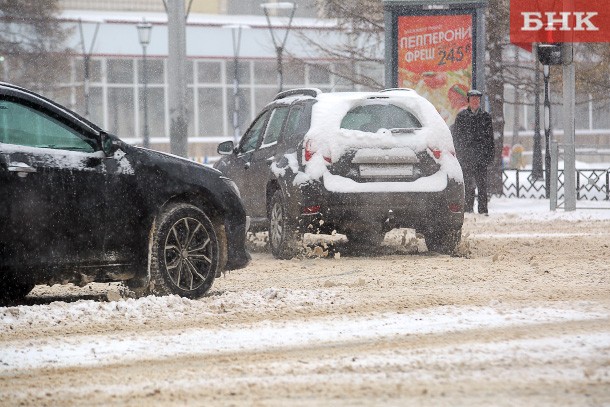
(397, 14), (474, 125)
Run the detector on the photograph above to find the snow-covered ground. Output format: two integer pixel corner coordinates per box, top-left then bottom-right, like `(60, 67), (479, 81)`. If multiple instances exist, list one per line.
(1, 197), (609, 406)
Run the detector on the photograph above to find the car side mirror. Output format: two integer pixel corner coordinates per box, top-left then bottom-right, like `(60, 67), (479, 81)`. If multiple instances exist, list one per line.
(217, 140), (235, 155)
(101, 132), (121, 156)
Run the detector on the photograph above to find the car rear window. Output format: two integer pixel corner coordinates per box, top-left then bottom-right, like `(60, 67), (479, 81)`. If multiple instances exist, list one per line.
(340, 104), (422, 132)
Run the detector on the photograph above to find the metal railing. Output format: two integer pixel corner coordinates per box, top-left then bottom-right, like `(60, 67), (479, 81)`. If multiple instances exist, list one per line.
(501, 168), (609, 201)
(551, 143), (610, 209)
(498, 144), (610, 209)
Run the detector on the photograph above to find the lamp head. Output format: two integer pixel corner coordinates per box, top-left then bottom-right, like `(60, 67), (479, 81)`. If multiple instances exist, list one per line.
(136, 19), (153, 47)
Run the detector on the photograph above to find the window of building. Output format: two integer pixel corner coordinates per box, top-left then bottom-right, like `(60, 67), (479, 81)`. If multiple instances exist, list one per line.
(254, 88), (278, 115)
(198, 88), (224, 136)
(225, 60), (251, 85)
(254, 61), (276, 85)
(139, 87), (165, 138)
(198, 61), (222, 84)
(107, 59), (134, 84)
(89, 87), (104, 128)
(138, 58), (164, 84)
(330, 63), (356, 91)
(284, 62), (305, 85)
(308, 64), (331, 85)
(75, 58), (103, 83)
(108, 87), (135, 136)
(358, 62), (384, 90)
(225, 87), (252, 138)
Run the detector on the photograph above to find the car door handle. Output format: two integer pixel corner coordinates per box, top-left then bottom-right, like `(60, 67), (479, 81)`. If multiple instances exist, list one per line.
(8, 162), (37, 174)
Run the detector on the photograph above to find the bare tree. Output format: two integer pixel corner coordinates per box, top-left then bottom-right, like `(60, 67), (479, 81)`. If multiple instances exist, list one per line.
(572, 43), (610, 105)
(0, 0), (72, 92)
(485, 0), (509, 192)
(290, 0), (385, 89)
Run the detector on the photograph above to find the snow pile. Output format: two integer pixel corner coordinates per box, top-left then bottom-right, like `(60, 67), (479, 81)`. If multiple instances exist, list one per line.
(0, 288), (342, 332)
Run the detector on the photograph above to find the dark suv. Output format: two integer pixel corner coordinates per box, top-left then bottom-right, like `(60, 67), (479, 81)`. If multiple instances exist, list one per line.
(215, 88), (464, 258)
(0, 82), (250, 302)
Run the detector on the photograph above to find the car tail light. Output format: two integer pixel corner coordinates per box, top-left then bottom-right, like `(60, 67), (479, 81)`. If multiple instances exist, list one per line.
(302, 205), (321, 214)
(305, 140), (332, 163)
(429, 147), (456, 158)
(429, 148), (442, 159)
(448, 203), (462, 213)
(305, 140), (314, 161)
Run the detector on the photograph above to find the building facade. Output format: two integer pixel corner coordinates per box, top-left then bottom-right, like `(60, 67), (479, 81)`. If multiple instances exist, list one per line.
(43, 1), (610, 163)
(51, 3), (384, 160)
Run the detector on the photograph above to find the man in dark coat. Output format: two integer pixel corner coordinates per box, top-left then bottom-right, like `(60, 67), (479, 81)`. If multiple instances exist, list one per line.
(452, 89), (495, 214)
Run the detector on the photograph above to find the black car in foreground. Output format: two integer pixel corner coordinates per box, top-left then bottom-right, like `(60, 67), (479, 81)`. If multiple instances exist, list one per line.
(0, 82), (250, 302)
(215, 88), (464, 259)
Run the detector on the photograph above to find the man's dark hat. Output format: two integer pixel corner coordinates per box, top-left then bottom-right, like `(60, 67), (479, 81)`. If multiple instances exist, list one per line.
(467, 89), (483, 97)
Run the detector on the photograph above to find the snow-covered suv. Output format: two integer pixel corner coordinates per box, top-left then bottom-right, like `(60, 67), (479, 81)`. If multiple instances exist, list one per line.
(215, 88), (464, 258)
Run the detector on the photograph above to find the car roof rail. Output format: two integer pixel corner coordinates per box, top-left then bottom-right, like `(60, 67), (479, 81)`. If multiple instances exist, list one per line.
(379, 88), (415, 93)
(274, 88), (321, 101)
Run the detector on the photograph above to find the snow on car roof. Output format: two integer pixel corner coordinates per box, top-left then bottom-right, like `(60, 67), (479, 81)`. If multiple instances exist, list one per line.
(308, 89), (454, 155)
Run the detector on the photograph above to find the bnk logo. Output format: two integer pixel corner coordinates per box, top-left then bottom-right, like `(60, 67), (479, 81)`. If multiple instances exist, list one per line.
(521, 12), (598, 31)
(510, 0), (610, 44)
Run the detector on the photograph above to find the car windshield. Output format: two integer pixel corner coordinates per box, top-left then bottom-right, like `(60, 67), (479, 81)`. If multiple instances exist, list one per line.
(340, 103), (422, 133)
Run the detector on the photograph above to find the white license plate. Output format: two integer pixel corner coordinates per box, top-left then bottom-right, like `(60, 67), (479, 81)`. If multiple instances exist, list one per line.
(359, 164), (413, 177)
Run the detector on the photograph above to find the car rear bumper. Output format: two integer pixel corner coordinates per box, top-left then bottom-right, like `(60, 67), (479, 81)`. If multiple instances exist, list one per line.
(299, 178), (464, 233)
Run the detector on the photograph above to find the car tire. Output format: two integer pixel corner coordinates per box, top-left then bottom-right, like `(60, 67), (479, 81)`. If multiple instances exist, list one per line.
(148, 203), (219, 299)
(0, 276), (34, 304)
(269, 189), (303, 259)
(424, 227), (462, 254)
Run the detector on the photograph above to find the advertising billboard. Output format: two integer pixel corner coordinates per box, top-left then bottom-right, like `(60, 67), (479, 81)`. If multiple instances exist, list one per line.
(397, 14), (473, 125)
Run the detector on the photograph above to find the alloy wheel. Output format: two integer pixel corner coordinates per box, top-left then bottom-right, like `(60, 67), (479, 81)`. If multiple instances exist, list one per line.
(270, 201), (284, 248)
(164, 217), (213, 291)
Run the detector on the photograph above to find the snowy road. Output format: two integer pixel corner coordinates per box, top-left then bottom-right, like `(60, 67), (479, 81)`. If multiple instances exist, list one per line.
(1, 198), (609, 406)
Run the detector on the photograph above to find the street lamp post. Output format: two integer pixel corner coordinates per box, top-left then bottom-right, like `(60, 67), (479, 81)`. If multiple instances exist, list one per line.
(543, 64), (552, 198)
(223, 24), (250, 144)
(261, 2), (296, 93)
(532, 46), (544, 181)
(78, 19), (101, 119)
(137, 19), (153, 149)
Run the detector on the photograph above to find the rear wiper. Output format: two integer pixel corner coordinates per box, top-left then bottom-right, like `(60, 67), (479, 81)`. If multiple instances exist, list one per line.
(390, 128), (420, 134)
